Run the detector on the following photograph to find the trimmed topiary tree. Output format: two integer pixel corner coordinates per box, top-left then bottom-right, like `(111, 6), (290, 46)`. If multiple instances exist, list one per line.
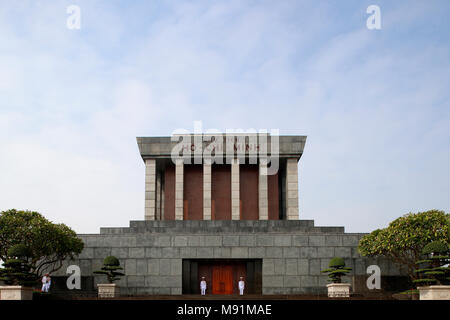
(94, 256), (125, 283)
(321, 257), (352, 283)
(414, 241), (450, 286)
(0, 244), (38, 286)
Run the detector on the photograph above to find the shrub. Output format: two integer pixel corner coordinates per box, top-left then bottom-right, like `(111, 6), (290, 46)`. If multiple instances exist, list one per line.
(422, 241), (448, 255)
(0, 244), (38, 286)
(103, 256), (120, 266)
(321, 257), (352, 283)
(414, 241), (450, 286)
(94, 256), (125, 283)
(328, 257), (346, 268)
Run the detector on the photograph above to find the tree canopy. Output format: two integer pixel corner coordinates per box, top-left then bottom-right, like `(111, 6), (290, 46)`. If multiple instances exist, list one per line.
(321, 257), (352, 283)
(358, 209), (450, 280)
(0, 209), (84, 277)
(94, 256), (125, 283)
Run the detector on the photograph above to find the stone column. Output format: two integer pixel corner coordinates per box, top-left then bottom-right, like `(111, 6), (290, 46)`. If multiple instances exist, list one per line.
(175, 160), (184, 220)
(156, 172), (161, 220)
(203, 161), (212, 220)
(258, 160), (268, 220)
(144, 159), (156, 220)
(286, 158), (299, 220)
(231, 158), (240, 220)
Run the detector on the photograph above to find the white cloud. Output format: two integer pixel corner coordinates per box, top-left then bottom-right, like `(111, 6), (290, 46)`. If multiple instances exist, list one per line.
(0, 0), (449, 234)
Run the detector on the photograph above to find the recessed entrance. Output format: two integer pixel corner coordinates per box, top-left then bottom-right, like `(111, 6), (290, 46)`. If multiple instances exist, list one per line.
(182, 259), (262, 295)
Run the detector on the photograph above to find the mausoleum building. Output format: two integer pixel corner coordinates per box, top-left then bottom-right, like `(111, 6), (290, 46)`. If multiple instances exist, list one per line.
(54, 133), (405, 295)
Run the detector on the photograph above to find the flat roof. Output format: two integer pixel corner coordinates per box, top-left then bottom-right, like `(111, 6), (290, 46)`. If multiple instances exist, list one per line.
(136, 134), (307, 160)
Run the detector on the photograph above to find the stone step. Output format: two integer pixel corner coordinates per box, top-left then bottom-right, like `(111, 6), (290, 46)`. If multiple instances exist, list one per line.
(99, 221), (345, 235)
(129, 220), (315, 228)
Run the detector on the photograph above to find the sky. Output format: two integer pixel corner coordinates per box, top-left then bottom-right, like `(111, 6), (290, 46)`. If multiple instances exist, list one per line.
(0, 0), (449, 234)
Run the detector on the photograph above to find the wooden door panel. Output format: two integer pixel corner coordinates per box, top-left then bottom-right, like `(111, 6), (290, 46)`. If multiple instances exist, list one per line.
(212, 265), (233, 294)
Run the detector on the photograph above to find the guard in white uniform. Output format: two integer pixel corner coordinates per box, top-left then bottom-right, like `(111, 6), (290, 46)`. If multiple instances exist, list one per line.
(41, 275), (48, 292)
(238, 277), (245, 295)
(41, 273), (51, 293)
(200, 277), (207, 295)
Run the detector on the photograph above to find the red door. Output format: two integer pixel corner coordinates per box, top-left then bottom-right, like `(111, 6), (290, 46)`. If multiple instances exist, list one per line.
(212, 265), (233, 294)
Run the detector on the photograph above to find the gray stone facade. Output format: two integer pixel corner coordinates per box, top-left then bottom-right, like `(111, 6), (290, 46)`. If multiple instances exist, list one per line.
(138, 134), (306, 221)
(55, 220), (404, 295)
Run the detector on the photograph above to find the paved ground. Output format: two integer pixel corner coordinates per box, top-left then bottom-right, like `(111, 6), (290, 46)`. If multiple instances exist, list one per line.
(68, 293), (394, 300)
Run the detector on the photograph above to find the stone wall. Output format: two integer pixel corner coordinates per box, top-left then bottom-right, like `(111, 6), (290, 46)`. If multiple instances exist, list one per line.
(54, 220), (404, 295)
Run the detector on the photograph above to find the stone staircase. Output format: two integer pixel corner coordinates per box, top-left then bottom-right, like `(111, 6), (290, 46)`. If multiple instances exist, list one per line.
(99, 220), (345, 235)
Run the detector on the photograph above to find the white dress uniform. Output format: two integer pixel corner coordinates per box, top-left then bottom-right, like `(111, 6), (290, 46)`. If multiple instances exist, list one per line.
(41, 276), (49, 292)
(200, 280), (207, 295)
(238, 280), (245, 295)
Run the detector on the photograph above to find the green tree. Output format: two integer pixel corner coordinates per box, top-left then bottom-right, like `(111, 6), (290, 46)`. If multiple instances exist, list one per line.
(414, 241), (450, 286)
(0, 244), (37, 286)
(94, 256), (125, 283)
(358, 209), (450, 281)
(321, 257), (352, 283)
(0, 209), (84, 277)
